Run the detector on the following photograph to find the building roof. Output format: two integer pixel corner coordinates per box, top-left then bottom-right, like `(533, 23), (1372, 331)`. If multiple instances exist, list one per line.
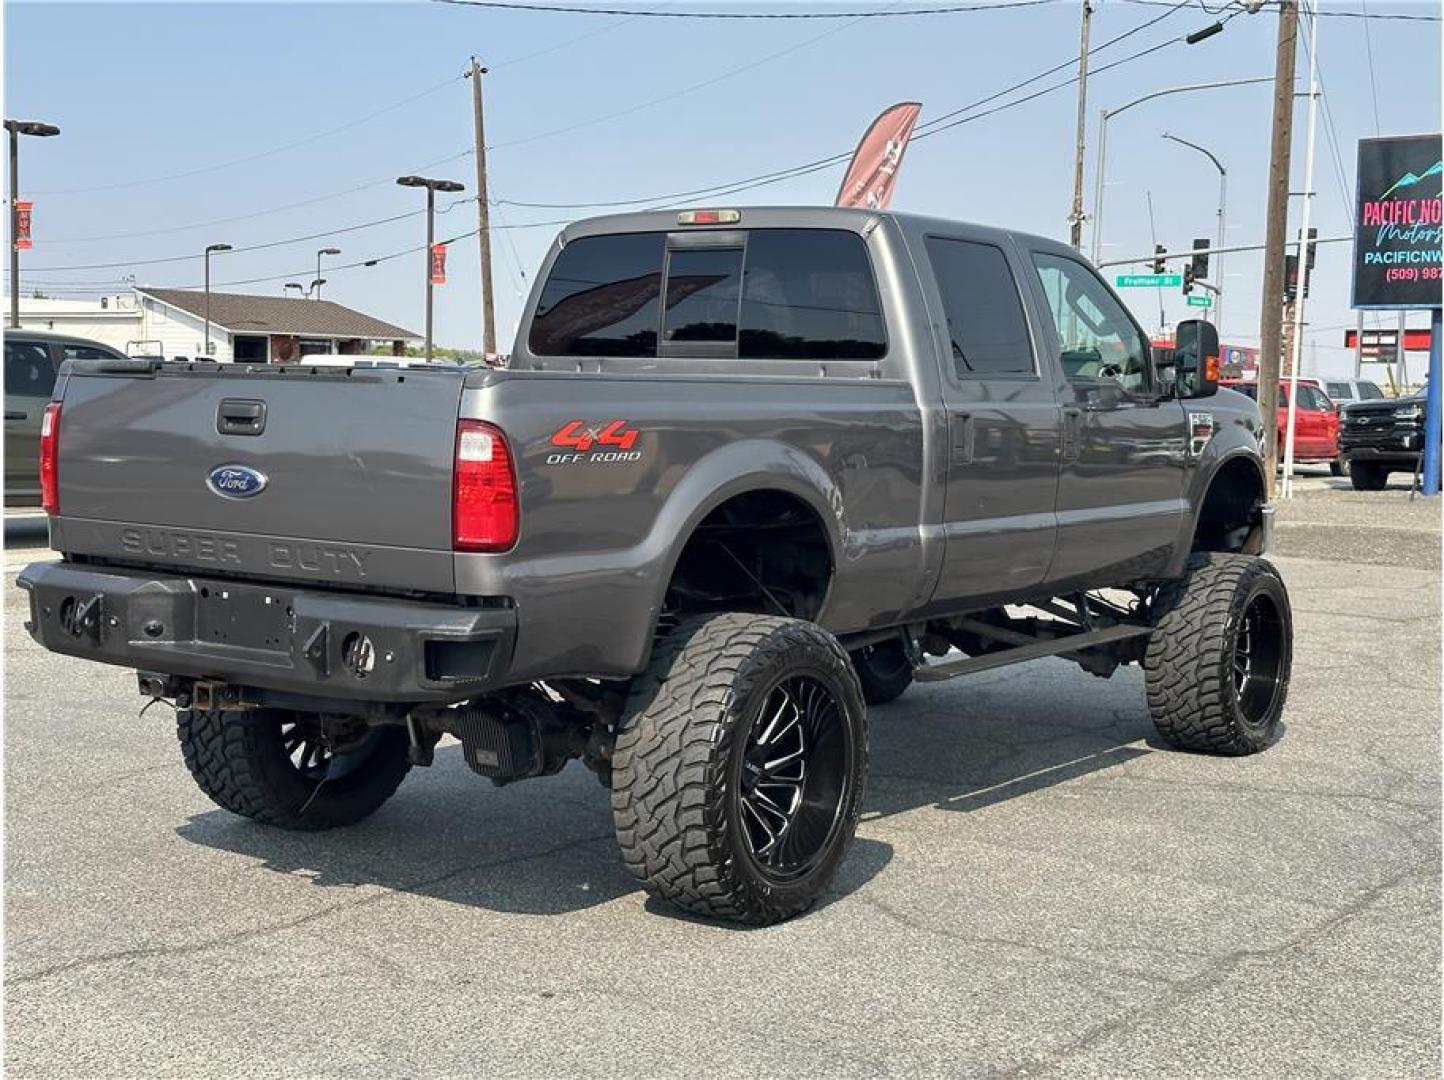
(137, 288), (419, 340)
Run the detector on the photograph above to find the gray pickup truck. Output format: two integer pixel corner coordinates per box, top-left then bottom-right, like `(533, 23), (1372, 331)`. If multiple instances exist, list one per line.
(21, 207), (1290, 925)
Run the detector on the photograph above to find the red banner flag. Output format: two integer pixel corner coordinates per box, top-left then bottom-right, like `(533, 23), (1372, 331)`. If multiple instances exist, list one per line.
(430, 243), (447, 285)
(835, 103), (921, 211)
(14, 201), (33, 249)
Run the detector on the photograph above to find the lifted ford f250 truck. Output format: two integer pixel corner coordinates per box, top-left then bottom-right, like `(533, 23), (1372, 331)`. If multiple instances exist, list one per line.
(21, 207), (1290, 925)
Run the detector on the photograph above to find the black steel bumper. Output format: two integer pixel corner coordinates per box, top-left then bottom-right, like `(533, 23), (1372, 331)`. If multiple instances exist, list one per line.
(17, 562), (516, 703)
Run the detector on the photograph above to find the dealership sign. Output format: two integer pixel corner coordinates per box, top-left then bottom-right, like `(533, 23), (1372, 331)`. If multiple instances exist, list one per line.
(1352, 133), (1442, 310)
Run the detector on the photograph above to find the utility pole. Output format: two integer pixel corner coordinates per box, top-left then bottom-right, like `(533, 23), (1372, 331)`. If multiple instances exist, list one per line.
(1067, 0), (1093, 249)
(1281, 0), (1319, 499)
(470, 57), (497, 357)
(1257, 0), (1299, 498)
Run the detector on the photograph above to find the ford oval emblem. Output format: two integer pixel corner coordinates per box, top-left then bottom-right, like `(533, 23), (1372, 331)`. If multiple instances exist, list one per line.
(206, 464), (268, 500)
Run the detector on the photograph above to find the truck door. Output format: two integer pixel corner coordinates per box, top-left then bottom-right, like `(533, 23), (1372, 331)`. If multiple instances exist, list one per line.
(921, 234), (1062, 608)
(1022, 247), (1189, 586)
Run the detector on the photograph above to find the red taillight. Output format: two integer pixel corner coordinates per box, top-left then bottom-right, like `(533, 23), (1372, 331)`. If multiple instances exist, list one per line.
(39, 402), (61, 515)
(453, 420), (518, 552)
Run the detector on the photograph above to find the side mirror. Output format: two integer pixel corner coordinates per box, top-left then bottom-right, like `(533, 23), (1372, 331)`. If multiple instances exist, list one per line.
(1173, 319), (1220, 399)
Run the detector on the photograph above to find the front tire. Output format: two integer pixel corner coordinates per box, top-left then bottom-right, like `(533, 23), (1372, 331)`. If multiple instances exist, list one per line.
(850, 639), (914, 705)
(1144, 554), (1292, 755)
(1330, 455), (1350, 477)
(178, 708), (410, 831)
(612, 614), (867, 925)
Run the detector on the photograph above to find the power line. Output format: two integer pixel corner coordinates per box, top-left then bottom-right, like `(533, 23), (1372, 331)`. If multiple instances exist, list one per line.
(488, 13), (642, 66)
(431, 0), (1054, 18)
(490, 6), (880, 150)
(29, 76), (468, 197)
(1117, 0), (1439, 19)
(1357, 0), (1382, 135)
(497, 1), (1190, 210)
(21, 203), (575, 278)
(31, 19), (646, 206)
(42, 151), (475, 244)
(27, 203), (468, 272)
(24, 5), (1192, 288)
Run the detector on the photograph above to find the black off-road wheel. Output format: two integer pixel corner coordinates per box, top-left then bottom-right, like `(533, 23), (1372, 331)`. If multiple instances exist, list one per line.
(612, 613), (867, 925)
(1350, 462), (1389, 490)
(178, 708), (411, 831)
(850, 639), (914, 705)
(1144, 553), (1292, 755)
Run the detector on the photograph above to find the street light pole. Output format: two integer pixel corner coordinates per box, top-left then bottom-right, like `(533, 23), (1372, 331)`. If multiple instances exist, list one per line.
(5, 118), (60, 329)
(1161, 133), (1227, 332)
(203, 243), (232, 358)
(315, 247), (340, 300)
(1067, 0), (1093, 249)
(1281, 0), (1320, 500)
(396, 175), (465, 364)
(1089, 77), (1271, 266)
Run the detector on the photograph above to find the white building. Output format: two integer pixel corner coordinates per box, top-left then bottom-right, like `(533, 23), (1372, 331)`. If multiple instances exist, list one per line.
(17, 288), (418, 361)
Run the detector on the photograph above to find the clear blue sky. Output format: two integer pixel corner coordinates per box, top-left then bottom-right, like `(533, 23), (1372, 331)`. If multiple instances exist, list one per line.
(5, 0), (1440, 375)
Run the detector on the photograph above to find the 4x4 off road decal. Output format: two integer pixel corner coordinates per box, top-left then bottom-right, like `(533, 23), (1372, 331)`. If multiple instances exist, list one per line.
(547, 420), (643, 465)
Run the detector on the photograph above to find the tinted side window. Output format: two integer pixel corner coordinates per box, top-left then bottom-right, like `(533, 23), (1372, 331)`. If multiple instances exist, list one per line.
(739, 230), (886, 360)
(5, 342), (56, 398)
(1359, 382), (1385, 399)
(1300, 385), (1330, 411)
(62, 343), (123, 361)
(926, 237), (1034, 377)
(529, 233), (664, 357)
(1326, 381), (1350, 399)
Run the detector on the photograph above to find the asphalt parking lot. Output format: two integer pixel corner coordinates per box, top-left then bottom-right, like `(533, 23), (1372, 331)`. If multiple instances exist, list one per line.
(4, 483), (1440, 1078)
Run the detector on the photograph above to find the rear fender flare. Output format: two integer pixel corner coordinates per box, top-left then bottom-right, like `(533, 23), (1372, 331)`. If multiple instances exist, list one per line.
(639, 439), (844, 661)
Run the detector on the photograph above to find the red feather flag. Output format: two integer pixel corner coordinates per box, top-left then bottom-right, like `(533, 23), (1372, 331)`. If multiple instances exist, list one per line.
(835, 102), (922, 210)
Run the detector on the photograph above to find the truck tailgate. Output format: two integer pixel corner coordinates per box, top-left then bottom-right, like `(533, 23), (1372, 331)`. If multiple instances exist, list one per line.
(51, 364), (465, 594)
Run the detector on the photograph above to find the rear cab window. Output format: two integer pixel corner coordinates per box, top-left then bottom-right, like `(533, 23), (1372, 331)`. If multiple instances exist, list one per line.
(529, 228), (887, 361)
(925, 236), (1035, 379)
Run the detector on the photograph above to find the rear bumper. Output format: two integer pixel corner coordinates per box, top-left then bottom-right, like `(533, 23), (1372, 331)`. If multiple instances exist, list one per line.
(17, 562), (516, 703)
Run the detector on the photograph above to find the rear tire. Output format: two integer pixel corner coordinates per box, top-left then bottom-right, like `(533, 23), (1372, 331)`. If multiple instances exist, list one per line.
(1144, 553), (1292, 755)
(850, 639), (914, 705)
(178, 708), (410, 831)
(612, 613), (867, 925)
(1350, 462), (1389, 490)
(1330, 456), (1350, 477)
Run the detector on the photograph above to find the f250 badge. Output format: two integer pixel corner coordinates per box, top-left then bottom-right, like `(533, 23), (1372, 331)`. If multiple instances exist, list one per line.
(1187, 412), (1216, 458)
(547, 420), (643, 465)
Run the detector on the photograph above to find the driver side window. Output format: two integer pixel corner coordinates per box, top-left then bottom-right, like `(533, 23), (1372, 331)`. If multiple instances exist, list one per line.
(1031, 252), (1152, 395)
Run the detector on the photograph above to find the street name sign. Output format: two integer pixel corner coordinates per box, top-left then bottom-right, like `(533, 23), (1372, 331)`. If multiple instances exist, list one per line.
(1116, 273), (1183, 288)
(1186, 294), (1214, 308)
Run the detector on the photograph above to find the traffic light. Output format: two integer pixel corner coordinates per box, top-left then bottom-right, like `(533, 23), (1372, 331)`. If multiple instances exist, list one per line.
(1302, 227), (1317, 298)
(1183, 265), (1195, 295)
(1152, 244), (1167, 275)
(1190, 237), (1210, 282)
(1284, 254), (1299, 301)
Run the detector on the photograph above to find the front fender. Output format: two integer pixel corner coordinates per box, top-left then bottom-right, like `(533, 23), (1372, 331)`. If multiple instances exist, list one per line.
(1166, 407), (1269, 576)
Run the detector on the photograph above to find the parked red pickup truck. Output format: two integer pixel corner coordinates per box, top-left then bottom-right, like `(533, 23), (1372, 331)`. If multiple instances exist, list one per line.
(1221, 379), (1344, 475)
